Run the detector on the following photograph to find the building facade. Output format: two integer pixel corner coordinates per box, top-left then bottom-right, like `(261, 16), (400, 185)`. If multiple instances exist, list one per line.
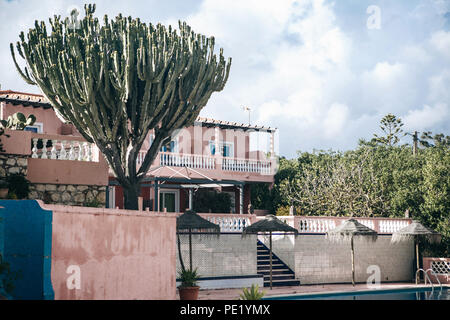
(0, 90), (277, 213)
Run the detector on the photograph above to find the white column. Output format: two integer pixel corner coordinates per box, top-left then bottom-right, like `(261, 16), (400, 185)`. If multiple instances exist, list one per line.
(270, 131), (275, 158)
(189, 189), (193, 210)
(239, 185), (244, 215)
(215, 126), (222, 170)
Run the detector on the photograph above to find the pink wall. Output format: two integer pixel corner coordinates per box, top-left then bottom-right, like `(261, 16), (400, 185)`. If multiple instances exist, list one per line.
(2, 102), (81, 136)
(0, 129), (32, 155)
(39, 202), (177, 300)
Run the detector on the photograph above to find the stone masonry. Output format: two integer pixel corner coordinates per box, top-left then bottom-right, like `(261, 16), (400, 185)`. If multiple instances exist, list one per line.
(0, 154), (28, 177)
(28, 184), (107, 207)
(1, 153), (106, 207)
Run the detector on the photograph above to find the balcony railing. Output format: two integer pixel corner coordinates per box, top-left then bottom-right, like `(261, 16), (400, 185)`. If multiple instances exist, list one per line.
(222, 158), (272, 174)
(275, 216), (411, 234)
(137, 151), (273, 175)
(159, 152), (216, 170)
(194, 214), (412, 234)
(30, 134), (99, 162)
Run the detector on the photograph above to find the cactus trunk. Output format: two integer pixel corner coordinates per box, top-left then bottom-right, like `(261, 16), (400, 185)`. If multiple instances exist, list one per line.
(123, 183), (140, 211)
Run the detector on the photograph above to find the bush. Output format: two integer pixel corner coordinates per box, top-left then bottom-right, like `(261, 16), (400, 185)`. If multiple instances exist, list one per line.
(6, 174), (30, 199)
(239, 284), (265, 300)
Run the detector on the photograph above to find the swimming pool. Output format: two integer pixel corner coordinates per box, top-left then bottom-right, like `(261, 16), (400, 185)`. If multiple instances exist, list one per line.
(264, 287), (450, 300)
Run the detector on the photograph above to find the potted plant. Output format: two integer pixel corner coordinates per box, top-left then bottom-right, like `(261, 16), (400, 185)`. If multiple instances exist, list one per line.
(178, 268), (200, 300)
(0, 180), (8, 199)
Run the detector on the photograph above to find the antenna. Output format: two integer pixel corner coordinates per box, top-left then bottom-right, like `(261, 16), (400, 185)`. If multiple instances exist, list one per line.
(242, 106), (251, 125)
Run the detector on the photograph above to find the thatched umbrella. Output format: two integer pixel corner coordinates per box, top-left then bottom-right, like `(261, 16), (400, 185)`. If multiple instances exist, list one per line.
(176, 210), (220, 271)
(391, 220), (441, 284)
(326, 219), (378, 287)
(243, 215), (298, 289)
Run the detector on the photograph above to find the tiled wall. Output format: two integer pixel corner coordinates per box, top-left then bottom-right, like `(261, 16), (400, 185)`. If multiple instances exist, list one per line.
(262, 234), (414, 284)
(176, 233), (258, 278)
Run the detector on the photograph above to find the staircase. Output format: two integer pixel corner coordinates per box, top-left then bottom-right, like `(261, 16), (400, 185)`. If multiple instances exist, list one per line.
(257, 240), (300, 287)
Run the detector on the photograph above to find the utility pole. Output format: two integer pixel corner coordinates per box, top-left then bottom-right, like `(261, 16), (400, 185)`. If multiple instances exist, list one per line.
(412, 131), (418, 156)
(406, 131), (419, 156)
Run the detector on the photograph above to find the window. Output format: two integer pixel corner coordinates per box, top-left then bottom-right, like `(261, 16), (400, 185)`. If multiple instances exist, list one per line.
(160, 140), (178, 153)
(25, 122), (43, 133)
(209, 141), (234, 157)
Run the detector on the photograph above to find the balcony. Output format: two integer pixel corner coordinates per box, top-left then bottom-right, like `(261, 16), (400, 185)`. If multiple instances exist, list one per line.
(1, 130), (109, 186)
(137, 151), (276, 177)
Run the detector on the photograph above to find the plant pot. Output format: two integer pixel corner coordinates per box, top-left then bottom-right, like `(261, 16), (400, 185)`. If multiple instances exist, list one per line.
(178, 286), (200, 300)
(0, 188), (8, 199)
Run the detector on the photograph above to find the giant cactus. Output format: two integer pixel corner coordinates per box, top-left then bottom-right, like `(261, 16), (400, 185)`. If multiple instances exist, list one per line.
(11, 4), (232, 209)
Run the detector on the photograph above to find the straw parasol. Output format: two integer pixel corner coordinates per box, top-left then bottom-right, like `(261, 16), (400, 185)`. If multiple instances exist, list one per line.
(326, 218), (378, 287)
(243, 215), (298, 289)
(176, 210), (220, 271)
(391, 220), (441, 283)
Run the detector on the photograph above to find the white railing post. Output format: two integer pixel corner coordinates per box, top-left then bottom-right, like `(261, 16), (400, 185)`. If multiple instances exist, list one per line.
(50, 140), (58, 160)
(59, 140), (67, 160)
(31, 138), (39, 158)
(41, 139), (48, 159)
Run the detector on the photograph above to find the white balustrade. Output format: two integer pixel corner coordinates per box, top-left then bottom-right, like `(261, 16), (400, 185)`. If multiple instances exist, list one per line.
(204, 215), (251, 233)
(30, 137), (98, 162)
(379, 219), (410, 233)
(297, 219), (338, 233)
(297, 217), (410, 234)
(137, 150), (272, 174)
(153, 152), (216, 170)
(222, 158), (271, 175)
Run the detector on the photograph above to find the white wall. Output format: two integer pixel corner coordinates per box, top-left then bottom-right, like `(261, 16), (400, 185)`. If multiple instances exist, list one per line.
(176, 233), (258, 278)
(259, 234), (414, 285)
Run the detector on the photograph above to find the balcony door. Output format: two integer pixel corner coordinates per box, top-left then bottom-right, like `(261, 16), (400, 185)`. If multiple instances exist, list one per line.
(159, 190), (179, 213)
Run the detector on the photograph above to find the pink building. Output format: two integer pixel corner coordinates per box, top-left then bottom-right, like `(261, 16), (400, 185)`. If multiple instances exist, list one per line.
(0, 90), (277, 214)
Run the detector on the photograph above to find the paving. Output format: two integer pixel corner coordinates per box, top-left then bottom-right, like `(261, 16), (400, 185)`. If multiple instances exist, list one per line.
(196, 282), (441, 300)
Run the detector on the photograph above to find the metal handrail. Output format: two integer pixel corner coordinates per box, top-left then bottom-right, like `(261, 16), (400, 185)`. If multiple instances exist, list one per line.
(425, 268), (442, 290)
(416, 268), (434, 294)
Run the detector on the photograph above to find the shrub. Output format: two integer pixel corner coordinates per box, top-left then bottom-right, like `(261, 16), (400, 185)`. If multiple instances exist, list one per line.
(178, 268), (200, 288)
(6, 174), (30, 199)
(239, 284), (265, 300)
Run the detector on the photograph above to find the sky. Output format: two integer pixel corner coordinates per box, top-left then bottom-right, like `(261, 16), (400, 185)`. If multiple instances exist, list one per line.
(1, 0), (449, 158)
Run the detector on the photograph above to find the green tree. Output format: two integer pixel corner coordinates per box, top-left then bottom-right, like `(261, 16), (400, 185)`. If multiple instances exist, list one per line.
(11, 5), (231, 209)
(372, 113), (404, 146)
(419, 131), (450, 148)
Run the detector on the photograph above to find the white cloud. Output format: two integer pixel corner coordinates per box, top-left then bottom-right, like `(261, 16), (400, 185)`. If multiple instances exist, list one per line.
(430, 30), (450, 57)
(323, 103), (349, 138)
(404, 103), (449, 131)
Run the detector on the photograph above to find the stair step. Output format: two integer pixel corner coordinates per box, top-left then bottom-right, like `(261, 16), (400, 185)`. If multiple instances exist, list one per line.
(263, 280), (300, 287)
(257, 269), (293, 275)
(257, 259), (284, 264)
(263, 274), (295, 281)
(257, 265), (289, 271)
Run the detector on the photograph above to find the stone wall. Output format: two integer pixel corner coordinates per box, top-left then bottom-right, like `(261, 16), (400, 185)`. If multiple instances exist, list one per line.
(0, 153), (28, 177)
(1, 153), (107, 207)
(28, 184), (107, 207)
(260, 234), (414, 285)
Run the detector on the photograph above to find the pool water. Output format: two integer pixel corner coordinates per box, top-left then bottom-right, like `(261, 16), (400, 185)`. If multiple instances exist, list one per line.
(264, 287), (450, 300)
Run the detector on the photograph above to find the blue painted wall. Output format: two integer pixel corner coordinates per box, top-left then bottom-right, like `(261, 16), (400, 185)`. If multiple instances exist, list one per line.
(0, 200), (54, 300)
